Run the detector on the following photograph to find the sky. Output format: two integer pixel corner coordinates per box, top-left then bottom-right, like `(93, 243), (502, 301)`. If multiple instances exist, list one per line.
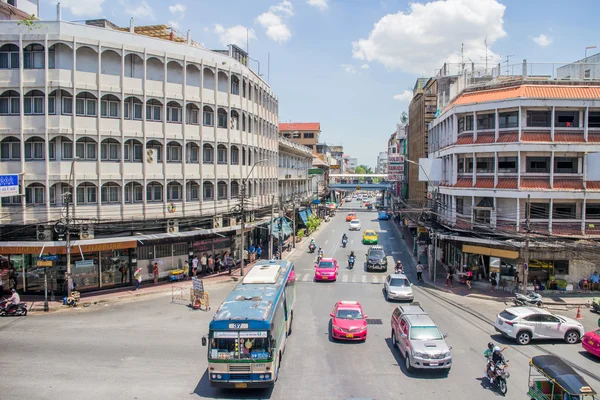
(39, 0), (600, 167)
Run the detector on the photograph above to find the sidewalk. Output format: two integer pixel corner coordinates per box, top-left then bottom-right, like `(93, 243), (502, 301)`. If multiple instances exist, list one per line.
(390, 218), (596, 308)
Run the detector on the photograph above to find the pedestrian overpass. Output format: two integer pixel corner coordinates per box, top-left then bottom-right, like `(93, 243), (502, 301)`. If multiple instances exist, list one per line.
(329, 173), (392, 190)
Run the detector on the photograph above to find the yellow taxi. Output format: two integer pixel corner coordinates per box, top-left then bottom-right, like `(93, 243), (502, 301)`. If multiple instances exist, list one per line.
(362, 230), (379, 244)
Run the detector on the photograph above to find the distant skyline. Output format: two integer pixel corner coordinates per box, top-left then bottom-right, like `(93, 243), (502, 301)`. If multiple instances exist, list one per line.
(41, 0), (600, 167)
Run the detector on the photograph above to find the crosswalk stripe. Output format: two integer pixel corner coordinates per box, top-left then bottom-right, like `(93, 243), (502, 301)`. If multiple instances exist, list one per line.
(361, 275), (367, 284)
(372, 276), (379, 284)
(302, 273), (311, 282)
(352, 275), (359, 283)
(342, 274), (348, 283)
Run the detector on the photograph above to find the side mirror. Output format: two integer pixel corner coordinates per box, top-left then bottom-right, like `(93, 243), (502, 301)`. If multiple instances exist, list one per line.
(364, 315), (369, 319)
(202, 336), (207, 346)
(443, 333), (448, 338)
(330, 313), (334, 317)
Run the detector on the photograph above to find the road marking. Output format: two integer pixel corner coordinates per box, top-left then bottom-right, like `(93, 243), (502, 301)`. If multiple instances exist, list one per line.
(325, 240), (329, 244)
(342, 274), (348, 283)
(361, 275), (367, 284)
(352, 275), (359, 283)
(372, 276), (379, 284)
(392, 251), (402, 254)
(389, 237), (396, 240)
(302, 273), (311, 282)
(351, 240), (354, 245)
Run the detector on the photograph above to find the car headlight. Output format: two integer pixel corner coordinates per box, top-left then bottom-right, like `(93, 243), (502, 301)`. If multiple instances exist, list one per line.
(217, 374), (222, 379)
(332, 324), (341, 330)
(264, 373), (271, 380)
(212, 374), (217, 379)
(444, 351), (452, 358)
(358, 326), (367, 332)
(413, 351), (428, 358)
(259, 374), (264, 379)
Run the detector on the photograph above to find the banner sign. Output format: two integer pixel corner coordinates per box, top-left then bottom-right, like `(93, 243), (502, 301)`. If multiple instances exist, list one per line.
(0, 174), (19, 197)
(192, 277), (204, 292)
(388, 154), (405, 182)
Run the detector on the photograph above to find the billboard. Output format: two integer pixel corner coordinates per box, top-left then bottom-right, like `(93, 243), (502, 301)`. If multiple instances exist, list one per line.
(387, 154), (404, 182)
(0, 174), (19, 197)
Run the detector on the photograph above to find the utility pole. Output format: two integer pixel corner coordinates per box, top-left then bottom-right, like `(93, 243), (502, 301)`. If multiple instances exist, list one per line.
(239, 182), (246, 277)
(268, 194), (275, 259)
(65, 160), (75, 299)
(523, 194), (531, 294)
(278, 197), (284, 259)
(292, 195), (296, 248)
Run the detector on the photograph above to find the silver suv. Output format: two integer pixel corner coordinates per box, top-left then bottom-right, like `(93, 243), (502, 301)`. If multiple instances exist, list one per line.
(391, 313), (452, 373)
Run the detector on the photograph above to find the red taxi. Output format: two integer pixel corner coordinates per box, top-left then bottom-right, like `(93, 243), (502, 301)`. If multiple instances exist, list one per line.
(582, 329), (600, 357)
(329, 301), (368, 341)
(314, 258), (339, 281)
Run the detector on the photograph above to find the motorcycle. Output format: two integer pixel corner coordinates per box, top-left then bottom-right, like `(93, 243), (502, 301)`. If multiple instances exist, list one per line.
(487, 360), (510, 395)
(342, 238), (348, 248)
(348, 256), (355, 269)
(308, 243), (316, 253)
(592, 297), (599, 313)
(513, 291), (543, 307)
(317, 253), (323, 263)
(0, 298), (28, 316)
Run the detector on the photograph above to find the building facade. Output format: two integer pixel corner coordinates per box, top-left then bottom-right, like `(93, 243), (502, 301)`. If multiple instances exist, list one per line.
(376, 151), (388, 174)
(0, 12), (279, 293)
(0, 0), (38, 20)
(279, 122), (320, 152)
(278, 136), (313, 203)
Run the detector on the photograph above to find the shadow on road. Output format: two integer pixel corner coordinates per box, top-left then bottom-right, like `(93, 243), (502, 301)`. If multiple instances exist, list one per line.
(193, 369), (274, 399)
(384, 337), (449, 380)
(475, 377), (505, 397)
(578, 350), (600, 363)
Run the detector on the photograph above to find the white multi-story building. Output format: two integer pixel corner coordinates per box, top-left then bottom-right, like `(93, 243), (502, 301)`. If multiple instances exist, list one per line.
(428, 77), (600, 285)
(278, 136), (313, 203)
(376, 151), (388, 174)
(0, 0), (38, 20)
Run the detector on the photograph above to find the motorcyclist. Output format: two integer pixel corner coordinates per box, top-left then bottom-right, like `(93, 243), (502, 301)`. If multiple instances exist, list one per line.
(317, 247), (324, 259)
(395, 260), (404, 274)
(488, 345), (507, 383)
(484, 342), (494, 380)
(342, 233), (348, 241)
(6, 288), (20, 313)
(308, 238), (316, 251)
(348, 251), (356, 266)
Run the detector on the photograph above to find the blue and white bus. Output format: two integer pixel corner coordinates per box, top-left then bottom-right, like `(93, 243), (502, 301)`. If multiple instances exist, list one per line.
(202, 260), (296, 388)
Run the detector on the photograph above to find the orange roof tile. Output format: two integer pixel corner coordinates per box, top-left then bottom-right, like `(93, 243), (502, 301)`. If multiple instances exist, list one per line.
(279, 122), (320, 131)
(553, 179), (583, 190)
(475, 177), (494, 188)
(496, 221), (517, 232)
(451, 84), (600, 107)
(456, 134), (474, 145)
(475, 133), (495, 144)
(522, 131), (551, 142)
(497, 131), (518, 143)
(496, 177), (518, 189)
(454, 178), (473, 188)
(586, 181), (600, 190)
(585, 225), (600, 235)
(520, 178), (550, 189)
(554, 131), (585, 142)
(588, 132), (600, 142)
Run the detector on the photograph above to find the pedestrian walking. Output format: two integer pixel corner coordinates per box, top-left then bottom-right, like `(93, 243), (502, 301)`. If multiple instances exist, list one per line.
(416, 262), (424, 282)
(490, 271), (498, 292)
(200, 253), (207, 276)
(208, 255), (214, 274)
(134, 267), (142, 290)
(153, 262), (159, 285)
(249, 244), (256, 263)
(226, 252), (234, 275)
(256, 245), (262, 260)
(183, 260), (190, 280)
(192, 255), (199, 277)
(0, 275), (4, 297)
(445, 266), (454, 288)
(466, 268), (473, 289)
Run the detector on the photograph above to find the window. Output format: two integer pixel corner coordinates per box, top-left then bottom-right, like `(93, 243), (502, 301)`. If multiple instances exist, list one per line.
(146, 142), (162, 162)
(477, 113), (495, 130)
(147, 183), (163, 202)
(554, 260), (569, 275)
(476, 157), (494, 173)
(146, 103), (162, 121)
(62, 141), (73, 159)
(101, 142), (120, 161)
(187, 107), (199, 124)
(527, 110), (551, 127)
(499, 111), (518, 128)
(554, 157), (578, 173)
(0, 94), (20, 115)
(24, 141), (44, 160)
(168, 184), (181, 201)
(23, 96), (44, 115)
(203, 183), (214, 200)
(588, 111), (600, 128)
(456, 198), (464, 214)
(62, 97), (73, 115)
(217, 110), (227, 128)
(26, 186), (44, 204)
(458, 115), (474, 132)
(1, 140), (20, 160)
(126, 184), (143, 203)
(526, 157), (550, 173)
(167, 105), (181, 123)
(553, 203), (576, 219)
(48, 141), (55, 160)
(497, 157), (518, 173)
(302, 132), (315, 139)
(124, 100), (143, 120)
(203, 146), (213, 164)
(217, 146), (227, 164)
(293, 132), (301, 139)
(0, 45), (19, 69)
(101, 100), (120, 118)
(76, 185), (97, 204)
(76, 141), (97, 160)
(231, 78), (240, 95)
(458, 157), (473, 173)
(203, 107), (214, 126)
(167, 144), (182, 162)
(586, 203), (600, 218)
(76, 98), (96, 116)
(230, 147), (239, 164)
(23, 44), (44, 69)
(231, 182), (239, 198)
(101, 185), (120, 203)
(529, 203), (549, 219)
(187, 145), (199, 163)
(187, 182), (199, 200)
(48, 96), (56, 115)
(217, 182), (227, 200)
(555, 111), (579, 128)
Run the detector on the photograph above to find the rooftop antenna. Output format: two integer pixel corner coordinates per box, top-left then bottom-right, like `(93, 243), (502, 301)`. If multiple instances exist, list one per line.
(460, 42), (464, 74)
(246, 28), (249, 54)
(503, 54), (515, 75)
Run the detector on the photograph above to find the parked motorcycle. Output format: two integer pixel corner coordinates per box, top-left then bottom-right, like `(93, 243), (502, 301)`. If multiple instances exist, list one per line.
(0, 298), (28, 316)
(592, 297), (599, 313)
(513, 291), (543, 307)
(342, 238), (348, 248)
(488, 360), (510, 395)
(348, 256), (355, 269)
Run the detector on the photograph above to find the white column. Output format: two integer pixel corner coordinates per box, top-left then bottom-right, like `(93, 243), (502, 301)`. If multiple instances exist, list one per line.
(494, 108), (499, 142)
(517, 106), (522, 141)
(515, 198), (520, 232)
(44, 35), (50, 222)
(97, 43), (102, 220)
(582, 197), (587, 235)
(584, 106), (589, 142)
(142, 49), (148, 218)
(18, 35), (25, 223)
(226, 67), (232, 211)
(550, 151), (554, 189)
(162, 51), (168, 219)
(473, 111), (478, 143)
(517, 151), (521, 189)
(549, 198), (553, 234)
(72, 38), (78, 215)
(182, 56), (188, 216)
(120, 45), (126, 219)
(550, 106), (555, 142)
(199, 62), (204, 213)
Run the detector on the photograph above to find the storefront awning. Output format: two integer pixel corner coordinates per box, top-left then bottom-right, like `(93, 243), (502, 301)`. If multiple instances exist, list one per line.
(299, 210), (309, 225)
(269, 218), (293, 237)
(462, 244), (519, 259)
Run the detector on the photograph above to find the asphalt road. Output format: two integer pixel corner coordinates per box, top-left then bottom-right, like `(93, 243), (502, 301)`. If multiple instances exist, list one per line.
(1, 197), (599, 400)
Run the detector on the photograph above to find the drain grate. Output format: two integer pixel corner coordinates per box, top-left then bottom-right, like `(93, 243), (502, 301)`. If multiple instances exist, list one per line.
(366, 319), (383, 325)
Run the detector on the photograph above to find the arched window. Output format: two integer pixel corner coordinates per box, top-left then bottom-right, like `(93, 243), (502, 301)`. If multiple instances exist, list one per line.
(101, 138), (121, 161)
(76, 92), (97, 117)
(186, 181), (199, 200)
(203, 68), (215, 89)
(217, 71), (228, 93)
(217, 144), (227, 164)
(242, 147), (246, 166)
(217, 108), (227, 128)
(186, 103), (199, 125)
(100, 94), (120, 118)
(101, 183), (121, 203)
(231, 75), (240, 95)
(24, 44), (45, 69)
(230, 110), (240, 130)
(0, 90), (20, 115)
(124, 53), (143, 78)
(166, 61), (183, 84)
(0, 44), (19, 69)
(146, 57), (164, 81)
(147, 140), (162, 162)
(167, 182), (182, 201)
(230, 146), (239, 165)
(76, 137), (97, 160)
(0, 137), (20, 161)
(186, 142), (199, 163)
(146, 181), (163, 202)
(167, 141), (182, 162)
(25, 137), (45, 160)
(231, 181), (240, 198)
(203, 144), (213, 164)
(146, 99), (162, 121)
(26, 183), (45, 204)
(77, 182), (98, 204)
(203, 181), (214, 200)
(124, 96), (143, 120)
(166, 101), (182, 123)
(241, 112), (246, 132)
(217, 181), (228, 200)
(125, 182), (143, 203)
(186, 64), (201, 87)
(124, 139), (143, 162)
(24, 90), (44, 115)
(101, 49), (121, 76)
(203, 105), (214, 126)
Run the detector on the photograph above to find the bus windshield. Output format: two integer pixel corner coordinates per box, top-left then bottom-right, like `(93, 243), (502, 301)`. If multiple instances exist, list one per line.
(209, 332), (272, 360)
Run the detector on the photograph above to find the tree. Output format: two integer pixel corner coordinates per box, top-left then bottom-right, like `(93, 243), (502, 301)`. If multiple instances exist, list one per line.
(354, 165), (366, 175)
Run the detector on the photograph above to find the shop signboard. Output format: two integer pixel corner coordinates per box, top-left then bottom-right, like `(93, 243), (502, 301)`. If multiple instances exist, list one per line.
(387, 154), (405, 182)
(192, 277), (204, 292)
(36, 260), (53, 267)
(0, 174), (19, 197)
(40, 255), (59, 261)
(75, 259), (95, 268)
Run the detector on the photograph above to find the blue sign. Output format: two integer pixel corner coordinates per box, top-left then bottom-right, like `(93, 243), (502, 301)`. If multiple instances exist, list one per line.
(40, 255), (59, 261)
(75, 259), (95, 268)
(0, 174), (19, 197)
(251, 352), (269, 360)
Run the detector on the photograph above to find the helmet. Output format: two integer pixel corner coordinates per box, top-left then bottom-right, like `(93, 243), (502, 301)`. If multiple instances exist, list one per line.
(11, 288), (16, 293)
(396, 260), (402, 264)
(493, 346), (501, 353)
(487, 342), (494, 350)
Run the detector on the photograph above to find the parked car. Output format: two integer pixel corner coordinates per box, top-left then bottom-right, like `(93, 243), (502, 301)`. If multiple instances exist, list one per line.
(314, 258), (339, 282)
(582, 329), (600, 357)
(391, 313), (452, 372)
(365, 245), (387, 272)
(384, 274), (414, 302)
(494, 307), (585, 345)
(349, 220), (361, 231)
(330, 300), (368, 341)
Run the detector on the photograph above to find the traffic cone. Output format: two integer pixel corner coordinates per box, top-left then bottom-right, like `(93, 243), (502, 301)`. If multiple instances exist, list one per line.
(575, 305), (583, 320)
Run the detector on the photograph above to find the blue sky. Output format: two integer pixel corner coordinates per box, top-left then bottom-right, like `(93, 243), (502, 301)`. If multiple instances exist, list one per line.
(41, 0), (600, 167)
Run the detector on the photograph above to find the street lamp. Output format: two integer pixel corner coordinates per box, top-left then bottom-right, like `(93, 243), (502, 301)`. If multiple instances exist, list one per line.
(585, 46), (597, 59)
(239, 158), (268, 277)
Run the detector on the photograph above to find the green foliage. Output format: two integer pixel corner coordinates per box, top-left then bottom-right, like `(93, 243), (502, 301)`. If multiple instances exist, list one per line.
(306, 215), (320, 233)
(297, 229), (305, 239)
(18, 15), (39, 31)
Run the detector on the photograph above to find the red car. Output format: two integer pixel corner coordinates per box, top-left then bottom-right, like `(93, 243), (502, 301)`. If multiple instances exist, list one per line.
(329, 301), (368, 341)
(582, 329), (600, 357)
(314, 258), (339, 281)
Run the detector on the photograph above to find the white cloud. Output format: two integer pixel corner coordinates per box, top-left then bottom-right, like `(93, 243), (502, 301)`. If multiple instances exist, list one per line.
(360, 64), (369, 69)
(307, 0), (328, 11)
(352, 0), (506, 75)
(256, 1), (294, 43)
(168, 20), (180, 29)
(214, 24), (256, 48)
(393, 90), (413, 102)
(341, 64), (356, 74)
(168, 3), (186, 15)
(203, 27), (209, 32)
(122, 0), (154, 19)
(532, 34), (552, 47)
(58, 0), (104, 17)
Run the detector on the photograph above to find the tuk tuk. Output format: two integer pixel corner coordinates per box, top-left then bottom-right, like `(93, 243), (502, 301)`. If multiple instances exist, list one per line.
(527, 355), (597, 400)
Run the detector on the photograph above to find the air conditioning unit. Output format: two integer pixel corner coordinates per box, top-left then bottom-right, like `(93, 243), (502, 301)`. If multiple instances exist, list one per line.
(285, 174), (292, 179)
(213, 216), (222, 229)
(167, 219), (179, 233)
(146, 148), (156, 164)
(79, 224), (94, 240)
(37, 225), (53, 241)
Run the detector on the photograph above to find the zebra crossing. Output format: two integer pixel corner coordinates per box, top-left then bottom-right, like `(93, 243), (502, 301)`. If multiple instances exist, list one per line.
(296, 271), (387, 284)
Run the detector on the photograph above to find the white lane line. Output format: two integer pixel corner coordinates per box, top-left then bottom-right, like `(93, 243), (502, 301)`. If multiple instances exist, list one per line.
(392, 251), (402, 254)
(351, 240), (354, 245)
(332, 229), (335, 232)
(325, 240), (329, 244)
(389, 237), (396, 240)
(302, 273), (311, 282)
(371, 276), (379, 284)
(342, 274), (349, 283)
(361, 275), (367, 284)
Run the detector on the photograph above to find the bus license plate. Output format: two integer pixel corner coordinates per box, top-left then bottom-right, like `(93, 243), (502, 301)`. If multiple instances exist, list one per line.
(235, 383), (247, 388)
(346, 333), (354, 338)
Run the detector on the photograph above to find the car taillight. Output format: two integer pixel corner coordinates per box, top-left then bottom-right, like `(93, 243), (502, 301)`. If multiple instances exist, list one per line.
(504, 321), (514, 326)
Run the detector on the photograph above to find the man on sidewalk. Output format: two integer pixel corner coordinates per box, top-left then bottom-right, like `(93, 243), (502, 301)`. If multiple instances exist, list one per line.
(416, 262), (424, 282)
(256, 245), (262, 260)
(192, 255), (199, 277)
(200, 253), (207, 276)
(248, 244), (256, 263)
(225, 252), (234, 275)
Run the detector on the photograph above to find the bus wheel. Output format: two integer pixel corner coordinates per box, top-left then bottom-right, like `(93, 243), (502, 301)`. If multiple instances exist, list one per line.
(288, 311), (293, 336)
(275, 351), (282, 382)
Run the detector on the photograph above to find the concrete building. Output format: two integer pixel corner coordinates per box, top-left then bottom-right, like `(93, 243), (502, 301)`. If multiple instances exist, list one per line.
(0, 0), (38, 20)
(376, 151), (388, 174)
(388, 126), (407, 200)
(346, 157), (358, 171)
(278, 136), (313, 203)
(279, 122), (320, 152)
(557, 53), (600, 80)
(328, 145), (344, 174)
(0, 9), (279, 293)
(428, 76), (600, 289)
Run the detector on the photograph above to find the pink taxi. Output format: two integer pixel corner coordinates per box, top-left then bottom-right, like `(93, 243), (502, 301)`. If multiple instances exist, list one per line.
(582, 329), (600, 357)
(314, 258), (339, 282)
(330, 301), (368, 341)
